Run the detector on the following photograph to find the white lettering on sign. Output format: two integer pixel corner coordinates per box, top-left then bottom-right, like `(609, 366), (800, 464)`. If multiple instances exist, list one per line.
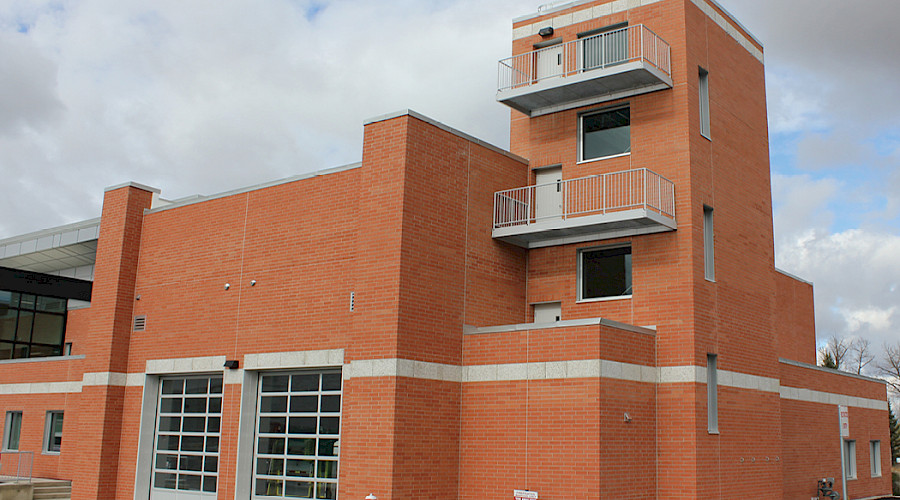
(514, 490), (538, 500)
(839, 405), (850, 438)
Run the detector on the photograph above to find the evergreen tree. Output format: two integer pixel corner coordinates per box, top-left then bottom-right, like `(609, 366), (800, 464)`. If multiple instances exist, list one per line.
(890, 401), (899, 463)
(821, 351), (838, 369)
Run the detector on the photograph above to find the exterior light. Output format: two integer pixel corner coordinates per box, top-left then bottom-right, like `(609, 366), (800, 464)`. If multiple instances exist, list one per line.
(224, 360), (239, 369)
(365, 494), (377, 500)
(224, 283), (230, 290)
(538, 27), (554, 37)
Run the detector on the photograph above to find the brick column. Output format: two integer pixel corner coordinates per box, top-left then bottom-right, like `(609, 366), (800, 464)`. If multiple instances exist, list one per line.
(70, 182), (156, 500)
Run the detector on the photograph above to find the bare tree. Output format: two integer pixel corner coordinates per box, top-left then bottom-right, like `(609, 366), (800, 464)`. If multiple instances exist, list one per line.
(818, 334), (851, 370)
(848, 338), (875, 375)
(875, 341), (900, 397)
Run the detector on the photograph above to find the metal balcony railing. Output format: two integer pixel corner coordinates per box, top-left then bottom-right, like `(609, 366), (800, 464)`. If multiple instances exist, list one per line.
(0, 451), (33, 483)
(493, 168), (675, 229)
(498, 24), (671, 93)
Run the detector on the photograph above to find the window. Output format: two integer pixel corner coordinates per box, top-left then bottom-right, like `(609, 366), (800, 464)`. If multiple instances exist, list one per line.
(0, 291), (67, 360)
(703, 206), (715, 281)
(578, 246), (632, 300)
(871, 440), (881, 477)
(254, 370), (341, 499)
(44, 411), (64, 453)
(844, 439), (857, 479)
(699, 67), (710, 138)
(707, 354), (718, 433)
(3, 411), (22, 451)
(579, 107), (630, 162)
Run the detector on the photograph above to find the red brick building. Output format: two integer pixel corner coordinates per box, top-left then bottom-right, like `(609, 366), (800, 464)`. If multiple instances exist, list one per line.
(0, 1), (892, 499)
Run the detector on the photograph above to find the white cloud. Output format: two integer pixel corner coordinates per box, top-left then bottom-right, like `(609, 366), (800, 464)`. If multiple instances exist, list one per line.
(838, 306), (896, 333)
(0, 0), (533, 237)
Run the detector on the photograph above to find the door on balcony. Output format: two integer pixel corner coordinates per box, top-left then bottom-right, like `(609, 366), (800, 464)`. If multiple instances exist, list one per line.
(534, 167), (562, 222)
(581, 23), (629, 71)
(534, 43), (563, 82)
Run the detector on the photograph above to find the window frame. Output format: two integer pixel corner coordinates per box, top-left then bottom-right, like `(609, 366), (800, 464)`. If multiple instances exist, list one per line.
(577, 105), (631, 164)
(699, 67), (710, 139)
(870, 440), (881, 477)
(576, 244), (633, 302)
(3, 411), (22, 451)
(44, 410), (64, 454)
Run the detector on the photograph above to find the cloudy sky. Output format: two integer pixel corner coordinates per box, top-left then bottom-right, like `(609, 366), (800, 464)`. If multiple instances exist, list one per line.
(1, 0), (898, 362)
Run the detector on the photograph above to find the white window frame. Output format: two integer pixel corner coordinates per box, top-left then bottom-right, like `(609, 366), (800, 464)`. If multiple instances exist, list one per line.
(707, 354), (718, 434)
(43, 411), (64, 454)
(844, 439), (857, 479)
(577, 105), (631, 164)
(870, 440), (881, 477)
(576, 244), (633, 302)
(703, 205), (715, 281)
(3, 411), (22, 451)
(699, 67), (710, 139)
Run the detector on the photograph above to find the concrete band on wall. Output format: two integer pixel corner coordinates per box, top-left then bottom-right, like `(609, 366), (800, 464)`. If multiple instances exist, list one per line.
(0, 349), (886, 411)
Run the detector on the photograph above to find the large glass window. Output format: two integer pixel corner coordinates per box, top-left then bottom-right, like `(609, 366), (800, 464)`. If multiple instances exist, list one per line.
(254, 371), (341, 500)
(0, 291), (67, 360)
(44, 411), (64, 453)
(578, 246), (632, 300)
(3, 411), (22, 451)
(580, 107), (630, 162)
(152, 376), (223, 496)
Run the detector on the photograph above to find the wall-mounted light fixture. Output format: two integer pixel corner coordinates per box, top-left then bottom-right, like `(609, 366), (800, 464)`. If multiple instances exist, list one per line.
(250, 280), (257, 286)
(538, 26), (554, 37)
(224, 283), (231, 290)
(224, 360), (239, 369)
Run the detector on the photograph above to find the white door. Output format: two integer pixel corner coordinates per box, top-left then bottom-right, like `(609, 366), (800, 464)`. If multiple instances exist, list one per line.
(150, 376), (222, 500)
(534, 167), (563, 222)
(252, 371), (342, 500)
(535, 43), (563, 81)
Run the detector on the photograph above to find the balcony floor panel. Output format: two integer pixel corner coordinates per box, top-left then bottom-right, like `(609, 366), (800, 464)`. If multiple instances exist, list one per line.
(497, 61), (673, 117)
(492, 208), (676, 248)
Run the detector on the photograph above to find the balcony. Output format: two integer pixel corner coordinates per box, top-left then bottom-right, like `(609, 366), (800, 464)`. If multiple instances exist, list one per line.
(497, 25), (672, 117)
(492, 168), (676, 248)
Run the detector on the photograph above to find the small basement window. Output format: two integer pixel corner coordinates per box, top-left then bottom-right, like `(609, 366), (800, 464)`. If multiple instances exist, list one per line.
(578, 246), (632, 301)
(579, 106), (630, 162)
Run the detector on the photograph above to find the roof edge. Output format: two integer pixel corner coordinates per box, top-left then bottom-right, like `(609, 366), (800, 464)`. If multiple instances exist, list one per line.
(145, 162), (363, 215)
(364, 109), (529, 165)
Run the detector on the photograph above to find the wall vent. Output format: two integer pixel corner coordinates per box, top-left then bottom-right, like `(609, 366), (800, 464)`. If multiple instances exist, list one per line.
(133, 315), (147, 332)
(349, 292), (355, 312)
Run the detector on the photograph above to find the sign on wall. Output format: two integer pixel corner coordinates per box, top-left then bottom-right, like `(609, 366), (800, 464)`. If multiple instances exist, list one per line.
(514, 490), (538, 500)
(838, 405), (850, 438)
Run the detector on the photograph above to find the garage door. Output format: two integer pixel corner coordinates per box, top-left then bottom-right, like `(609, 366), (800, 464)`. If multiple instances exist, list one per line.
(150, 375), (223, 500)
(253, 371), (341, 499)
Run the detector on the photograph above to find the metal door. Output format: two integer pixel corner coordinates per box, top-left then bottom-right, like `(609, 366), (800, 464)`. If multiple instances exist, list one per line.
(534, 167), (563, 222)
(534, 43), (563, 82)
